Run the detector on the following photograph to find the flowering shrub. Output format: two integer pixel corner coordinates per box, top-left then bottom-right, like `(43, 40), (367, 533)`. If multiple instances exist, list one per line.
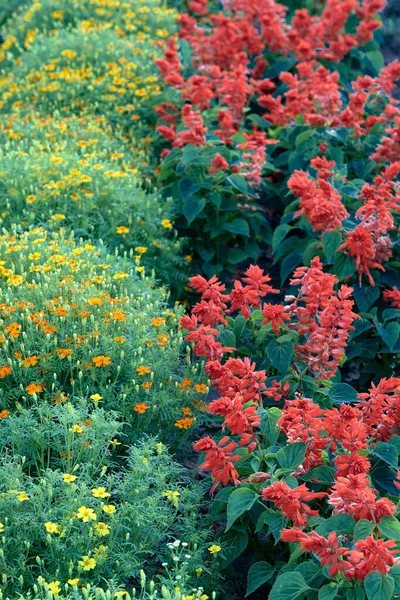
(154, 0), (400, 283)
(0, 440), (211, 594)
(0, 229), (206, 444)
(182, 264), (400, 598)
(0, 0), (191, 291)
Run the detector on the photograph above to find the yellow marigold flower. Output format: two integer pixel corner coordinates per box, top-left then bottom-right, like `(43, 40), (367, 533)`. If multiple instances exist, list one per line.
(95, 522), (110, 536)
(48, 581), (61, 595)
(208, 545), (222, 554)
(92, 487), (111, 499)
(102, 505), (116, 514)
(78, 555), (96, 571)
(52, 10), (64, 18)
(184, 255), (193, 263)
(116, 226), (129, 234)
(92, 355), (111, 367)
(50, 157), (64, 164)
(69, 424), (83, 434)
(0, 523), (4, 533)
(136, 365), (151, 375)
(68, 578), (80, 586)
(161, 219), (173, 229)
(51, 214), (66, 220)
(63, 473), (77, 483)
(115, 593), (128, 598)
(109, 438), (121, 446)
(76, 506), (97, 522)
(174, 417), (195, 430)
(90, 394), (102, 402)
(61, 50), (77, 59)
(45, 522), (60, 534)
(134, 402), (150, 414)
(163, 490), (180, 507)
(135, 246), (147, 254)
(151, 317), (165, 327)
(113, 272), (128, 280)
(17, 491), (29, 502)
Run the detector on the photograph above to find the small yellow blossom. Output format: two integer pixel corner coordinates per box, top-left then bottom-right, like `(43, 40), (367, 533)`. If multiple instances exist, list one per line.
(92, 487), (111, 499)
(47, 581), (61, 595)
(208, 545), (222, 554)
(17, 491), (29, 502)
(63, 473), (77, 483)
(90, 393), (103, 402)
(67, 578), (80, 586)
(102, 505), (116, 514)
(76, 506), (97, 522)
(161, 219), (173, 229)
(78, 555), (96, 571)
(95, 522), (110, 536)
(163, 490), (180, 507)
(44, 522), (60, 534)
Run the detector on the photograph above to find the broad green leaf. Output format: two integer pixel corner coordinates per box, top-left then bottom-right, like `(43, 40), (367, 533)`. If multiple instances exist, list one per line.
(220, 531), (248, 566)
(322, 230), (342, 262)
(269, 572), (310, 600)
(280, 252), (302, 284)
(267, 340), (294, 375)
(227, 174), (252, 196)
(376, 322), (400, 351)
(373, 442), (398, 468)
(353, 519), (375, 542)
(353, 285), (380, 312)
(277, 442), (306, 470)
(226, 488), (257, 531)
(315, 514), (355, 536)
(378, 516), (400, 541)
(346, 590), (365, 600)
(364, 572), (394, 600)
(329, 383), (358, 405)
(262, 510), (287, 543)
(183, 196), (206, 224)
(390, 564), (400, 594)
(334, 252), (356, 280)
(273, 224), (292, 252)
(260, 407), (282, 446)
(224, 218), (250, 237)
(178, 177), (202, 200)
(319, 584), (339, 600)
(246, 561), (274, 596)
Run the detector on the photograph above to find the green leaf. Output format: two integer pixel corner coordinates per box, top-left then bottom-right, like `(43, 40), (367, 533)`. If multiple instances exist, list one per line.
(224, 218), (250, 237)
(220, 531), (248, 566)
(281, 252), (302, 284)
(273, 224), (292, 252)
(366, 50), (384, 73)
(227, 174), (252, 196)
(334, 252), (356, 280)
(315, 514), (355, 536)
(263, 510), (287, 543)
(246, 561), (275, 596)
(266, 340), (294, 375)
(346, 590), (365, 600)
(390, 564), (400, 594)
(269, 572), (310, 600)
(364, 572), (394, 600)
(353, 519), (375, 542)
(178, 177), (202, 200)
(277, 442), (306, 470)
(226, 488), (257, 531)
(376, 322), (400, 351)
(183, 196), (206, 225)
(219, 329), (236, 348)
(260, 407), (282, 446)
(329, 383), (358, 405)
(353, 285), (380, 312)
(319, 584), (339, 600)
(322, 230), (342, 262)
(378, 516), (400, 542)
(373, 442), (398, 467)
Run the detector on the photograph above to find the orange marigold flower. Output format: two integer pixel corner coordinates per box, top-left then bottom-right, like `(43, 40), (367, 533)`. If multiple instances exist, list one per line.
(182, 407), (192, 415)
(114, 336), (126, 343)
(92, 356), (111, 367)
(151, 317), (165, 327)
(136, 366), (151, 375)
(174, 417), (195, 429)
(26, 382), (45, 395)
(0, 409), (10, 418)
(178, 378), (193, 389)
(195, 383), (207, 394)
(21, 356), (39, 367)
(134, 402), (150, 413)
(141, 381), (153, 389)
(56, 348), (73, 359)
(0, 365), (12, 378)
